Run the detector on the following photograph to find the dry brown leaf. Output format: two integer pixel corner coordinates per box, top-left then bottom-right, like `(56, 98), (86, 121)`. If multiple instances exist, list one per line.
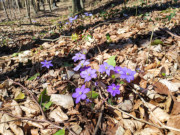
(167, 115), (180, 135)
(144, 63), (158, 70)
(121, 119), (145, 132)
(139, 79), (147, 89)
(171, 97), (180, 115)
(25, 121), (43, 128)
(0, 114), (14, 135)
(146, 103), (170, 123)
(154, 82), (170, 95)
(49, 106), (68, 123)
(50, 94), (74, 109)
(11, 100), (22, 117)
(160, 79), (180, 92)
(31, 129), (39, 135)
(20, 97), (40, 117)
(134, 127), (163, 135)
(9, 122), (24, 135)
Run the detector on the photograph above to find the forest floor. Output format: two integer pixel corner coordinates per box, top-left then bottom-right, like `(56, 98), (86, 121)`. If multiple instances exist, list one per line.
(0, 0), (180, 135)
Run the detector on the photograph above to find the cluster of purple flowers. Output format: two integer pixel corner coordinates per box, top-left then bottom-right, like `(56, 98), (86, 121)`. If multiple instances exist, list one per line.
(84, 12), (93, 16)
(66, 15), (78, 24)
(72, 50), (136, 103)
(99, 63), (136, 83)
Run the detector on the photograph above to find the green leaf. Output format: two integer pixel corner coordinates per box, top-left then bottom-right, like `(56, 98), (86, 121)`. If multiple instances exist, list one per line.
(107, 55), (116, 67)
(87, 91), (99, 99)
(71, 33), (79, 41)
(15, 92), (25, 100)
(106, 33), (111, 43)
(38, 89), (50, 104)
(12, 52), (19, 57)
(53, 129), (65, 135)
(108, 98), (113, 105)
(161, 72), (166, 77)
(42, 101), (53, 110)
(28, 73), (40, 81)
(151, 39), (163, 45)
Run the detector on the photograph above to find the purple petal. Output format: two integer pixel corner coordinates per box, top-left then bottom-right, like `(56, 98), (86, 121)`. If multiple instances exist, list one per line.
(75, 96), (81, 104)
(81, 94), (86, 100)
(72, 92), (79, 98)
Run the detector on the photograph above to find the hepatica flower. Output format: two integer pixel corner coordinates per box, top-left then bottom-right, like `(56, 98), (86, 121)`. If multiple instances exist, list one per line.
(114, 66), (123, 74)
(84, 12), (93, 16)
(107, 84), (120, 97)
(41, 60), (53, 68)
(119, 67), (136, 82)
(99, 62), (114, 76)
(69, 15), (78, 23)
(72, 85), (90, 103)
(72, 52), (86, 62)
(80, 67), (97, 82)
(74, 60), (90, 71)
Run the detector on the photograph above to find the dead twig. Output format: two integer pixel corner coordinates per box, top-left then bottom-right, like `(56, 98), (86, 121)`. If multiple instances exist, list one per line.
(159, 28), (180, 39)
(93, 105), (104, 135)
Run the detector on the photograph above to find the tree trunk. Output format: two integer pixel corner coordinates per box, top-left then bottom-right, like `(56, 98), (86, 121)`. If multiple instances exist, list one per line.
(25, 0), (32, 23)
(15, 0), (21, 18)
(72, 0), (83, 14)
(47, 0), (52, 12)
(2, 0), (10, 20)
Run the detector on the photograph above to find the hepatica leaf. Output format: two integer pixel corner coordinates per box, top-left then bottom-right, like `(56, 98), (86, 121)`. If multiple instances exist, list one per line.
(53, 129), (65, 135)
(28, 73), (40, 81)
(15, 92), (25, 100)
(72, 33), (79, 41)
(42, 101), (52, 110)
(151, 39), (163, 45)
(38, 89), (50, 104)
(87, 91), (99, 99)
(107, 55), (116, 67)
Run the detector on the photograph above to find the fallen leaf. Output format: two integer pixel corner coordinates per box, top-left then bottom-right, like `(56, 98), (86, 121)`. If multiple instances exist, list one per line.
(159, 79), (180, 92)
(49, 107), (68, 123)
(171, 97), (180, 115)
(50, 94), (74, 109)
(134, 127), (163, 135)
(167, 115), (180, 135)
(154, 82), (170, 95)
(146, 103), (170, 123)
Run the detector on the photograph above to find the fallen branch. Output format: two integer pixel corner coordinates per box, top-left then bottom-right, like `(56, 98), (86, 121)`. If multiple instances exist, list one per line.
(159, 28), (180, 39)
(93, 105), (104, 135)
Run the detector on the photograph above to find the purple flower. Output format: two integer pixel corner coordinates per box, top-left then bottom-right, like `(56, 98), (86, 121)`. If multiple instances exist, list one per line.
(86, 99), (92, 103)
(114, 66), (123, 74)
(74, 60), (90, 71)
(72, 85), (90, 103)
(41, 60), (53, 68)
(107, 84), (120, 97)
(72, 52), (86, 62)
(99, 62), (114, 76)
(80, 67), (97, 82)
(69, 15), (78, 23)
(80, 66), (91, 72)
(84, 12), (93, 16)
(65, 22), (69, 24)
(32, 20), (36, 23)
(119, 67), (136, 82)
